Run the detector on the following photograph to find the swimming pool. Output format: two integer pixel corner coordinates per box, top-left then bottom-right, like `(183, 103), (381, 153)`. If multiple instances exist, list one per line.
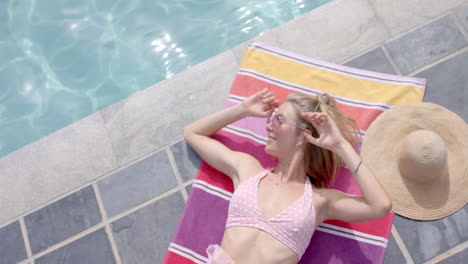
(0, 0), (330, 158)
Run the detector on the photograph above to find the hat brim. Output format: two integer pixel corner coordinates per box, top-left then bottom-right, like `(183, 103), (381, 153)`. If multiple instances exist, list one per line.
(361, 102), (467, 220)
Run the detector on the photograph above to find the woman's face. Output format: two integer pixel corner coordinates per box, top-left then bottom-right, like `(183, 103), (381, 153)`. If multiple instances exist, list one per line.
(265, 102), (303, 158)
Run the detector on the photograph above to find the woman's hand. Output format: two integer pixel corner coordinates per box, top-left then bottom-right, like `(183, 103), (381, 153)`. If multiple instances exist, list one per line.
(241, 88), (280, 117)
(301, 112), (346, 152)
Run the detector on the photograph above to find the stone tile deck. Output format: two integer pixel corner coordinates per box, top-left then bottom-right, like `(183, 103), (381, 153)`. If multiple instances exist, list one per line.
(111, 191), (185, 264)
(384, 16), (466, 75)
(34, 229), (116, 264)
(24, 186), (102, 254)
(0, 221), (27, 264)
(97, 150), (178, 217)
(0, 0), (467, 263)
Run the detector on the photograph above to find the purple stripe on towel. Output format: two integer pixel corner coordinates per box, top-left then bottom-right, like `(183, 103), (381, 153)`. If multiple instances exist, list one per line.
(300, 230), (385, 264)
(172, 187), (230, 257)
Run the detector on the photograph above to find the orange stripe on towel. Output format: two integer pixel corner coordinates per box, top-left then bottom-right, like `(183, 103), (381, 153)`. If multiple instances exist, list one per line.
(230, 75), (384, 131)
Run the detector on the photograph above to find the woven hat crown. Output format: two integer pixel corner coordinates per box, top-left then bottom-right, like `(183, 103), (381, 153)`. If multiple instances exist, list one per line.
(397, 130), (448, 184)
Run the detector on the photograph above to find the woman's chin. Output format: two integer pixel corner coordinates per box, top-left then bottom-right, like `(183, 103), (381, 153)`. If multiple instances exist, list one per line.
(265, 144), (279, 157)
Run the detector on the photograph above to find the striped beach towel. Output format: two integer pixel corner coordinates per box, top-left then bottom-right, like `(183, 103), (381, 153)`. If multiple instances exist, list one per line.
(164, 42), (426, 264)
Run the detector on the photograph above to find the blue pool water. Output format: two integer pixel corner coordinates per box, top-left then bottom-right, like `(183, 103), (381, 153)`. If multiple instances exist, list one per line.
(0, 0), (330, 158)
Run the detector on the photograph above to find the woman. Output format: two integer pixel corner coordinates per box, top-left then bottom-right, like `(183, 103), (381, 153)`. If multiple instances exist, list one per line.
(184, 88), (392, 264)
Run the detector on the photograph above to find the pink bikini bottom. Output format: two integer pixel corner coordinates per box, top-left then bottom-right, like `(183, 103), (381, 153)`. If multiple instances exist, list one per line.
(206, 244), (236, 264)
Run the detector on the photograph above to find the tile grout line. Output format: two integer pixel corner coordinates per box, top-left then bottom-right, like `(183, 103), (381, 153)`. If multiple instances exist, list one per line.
(424, 240), (468, 264)
(17, 186), (181, 262)
(183, 178), (196, 196)
(18, 217), (33, 264)
(92, 183), (122, 264)
(165, 147), (189, 202)
(380, 45), (403, 75)
(184, 178), (195, 187)
(407, 46), (468, 77)
(17, 258), (34, 264)
(449, 11), (468, 42)
(391, 224), (415, 264)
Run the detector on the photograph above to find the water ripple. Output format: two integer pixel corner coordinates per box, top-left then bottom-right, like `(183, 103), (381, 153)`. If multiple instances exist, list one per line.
(0, 0), (331, 157)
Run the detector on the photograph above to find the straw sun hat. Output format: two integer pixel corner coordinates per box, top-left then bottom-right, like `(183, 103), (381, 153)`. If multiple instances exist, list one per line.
(361, 102), (467, 220)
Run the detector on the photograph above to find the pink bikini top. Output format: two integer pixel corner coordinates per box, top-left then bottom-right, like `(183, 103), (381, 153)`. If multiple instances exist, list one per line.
(225, 169), (316, 260)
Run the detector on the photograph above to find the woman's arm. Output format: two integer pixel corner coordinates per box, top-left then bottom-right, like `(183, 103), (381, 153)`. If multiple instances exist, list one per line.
(302, 112), (392, 222)
(325, 141), (393, 222)
(184, 104), (253, 183)
(184, 88), (279, 184)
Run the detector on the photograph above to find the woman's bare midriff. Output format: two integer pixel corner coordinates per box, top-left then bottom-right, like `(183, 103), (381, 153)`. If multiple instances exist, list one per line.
(221, 226), (299, 264)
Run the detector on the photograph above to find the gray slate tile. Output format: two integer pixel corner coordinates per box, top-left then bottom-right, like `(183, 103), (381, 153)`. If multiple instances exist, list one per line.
(0, 221), (28, 264)
(185, 184), (192, 196)
(454, 5), (468, 32)
(25, 186), (101, 254)
(171, 140), (202, 181)
(437, 246), (468, 264)
(383, 232), (406, 264)
(35, 228), (116, 264)
(416, 51), (468, 121)
(393, 204), (468, 263)
(385, 16), (467, 74)
(111, 191), (185, 264)
(344, 47), (397, 74)
(98, 150), (177, 217)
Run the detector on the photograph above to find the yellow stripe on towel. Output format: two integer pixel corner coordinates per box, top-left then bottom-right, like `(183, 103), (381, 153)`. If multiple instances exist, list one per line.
(240, 48), (424, 106)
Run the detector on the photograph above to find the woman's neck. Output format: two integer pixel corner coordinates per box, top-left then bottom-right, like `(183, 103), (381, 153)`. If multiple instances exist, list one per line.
(273, 150), (307, 184)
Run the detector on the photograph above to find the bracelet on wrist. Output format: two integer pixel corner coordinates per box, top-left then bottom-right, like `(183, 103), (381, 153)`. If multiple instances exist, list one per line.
(352, 160), (363, 175)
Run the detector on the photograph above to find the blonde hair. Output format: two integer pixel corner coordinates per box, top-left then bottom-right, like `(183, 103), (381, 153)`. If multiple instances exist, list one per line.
(286, 92), (360, 188)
